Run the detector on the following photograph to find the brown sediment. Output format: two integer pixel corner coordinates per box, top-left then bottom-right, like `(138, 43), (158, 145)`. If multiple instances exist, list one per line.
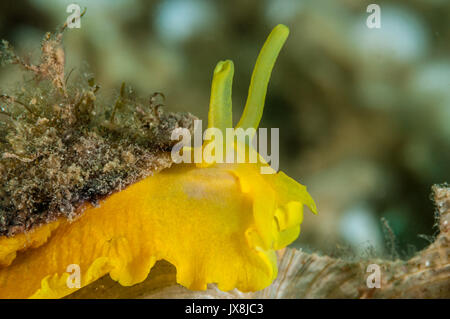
(257, 184), (450, 299)
(0, 27), (196, 237)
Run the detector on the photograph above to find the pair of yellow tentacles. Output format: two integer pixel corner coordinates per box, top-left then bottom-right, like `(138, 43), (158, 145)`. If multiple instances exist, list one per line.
(0, 24), (316, 298)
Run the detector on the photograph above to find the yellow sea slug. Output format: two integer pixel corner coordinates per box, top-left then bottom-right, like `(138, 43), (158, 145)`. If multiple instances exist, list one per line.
(0, 24), (316, 298)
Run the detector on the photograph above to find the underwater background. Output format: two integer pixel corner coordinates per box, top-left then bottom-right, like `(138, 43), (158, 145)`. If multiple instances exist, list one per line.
(0, 0), (449, 259)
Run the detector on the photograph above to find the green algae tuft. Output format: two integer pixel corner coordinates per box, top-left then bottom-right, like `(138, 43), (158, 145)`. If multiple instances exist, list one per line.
(0, 28), (195, 237)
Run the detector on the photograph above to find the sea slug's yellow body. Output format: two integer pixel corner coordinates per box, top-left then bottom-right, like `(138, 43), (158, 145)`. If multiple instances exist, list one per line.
(0, 24), (316, 299)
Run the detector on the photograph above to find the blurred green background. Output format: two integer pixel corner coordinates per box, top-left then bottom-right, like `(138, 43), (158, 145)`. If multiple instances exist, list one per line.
(1, 0), (449, 258)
